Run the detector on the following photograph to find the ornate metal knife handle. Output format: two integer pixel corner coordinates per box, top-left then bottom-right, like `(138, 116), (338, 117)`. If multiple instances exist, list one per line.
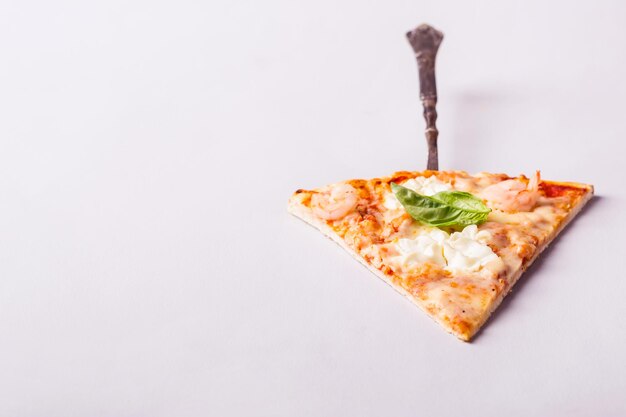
(406, 24), (444, 171)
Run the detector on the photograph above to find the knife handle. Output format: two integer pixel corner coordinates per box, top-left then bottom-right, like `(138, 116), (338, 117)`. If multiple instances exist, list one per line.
(406, 24), (444, 171)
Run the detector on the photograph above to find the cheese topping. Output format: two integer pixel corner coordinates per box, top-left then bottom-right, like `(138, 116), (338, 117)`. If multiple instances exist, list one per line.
(402, 176), (452, 196)
(395, 225), (498, 272)
(396, 228), (448, 267)
(383, 176), (452, 210)
(444, 225), (498, 271)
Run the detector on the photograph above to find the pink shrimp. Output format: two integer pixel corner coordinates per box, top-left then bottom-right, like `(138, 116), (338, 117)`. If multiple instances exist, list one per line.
(311, 183), (358, 220)
(481, 171), (541, 212)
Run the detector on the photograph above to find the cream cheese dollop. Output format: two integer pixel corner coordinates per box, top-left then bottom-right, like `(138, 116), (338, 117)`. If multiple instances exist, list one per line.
(383, 176), (452, 210)
(394, 225), (498, 272)
(396, 228), (448, 267)
(443, 225), (498, 271)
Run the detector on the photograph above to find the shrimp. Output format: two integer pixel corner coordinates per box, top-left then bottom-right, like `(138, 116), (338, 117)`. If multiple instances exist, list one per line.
(481, 171), (541, 212)
(311, 183), (358, 220)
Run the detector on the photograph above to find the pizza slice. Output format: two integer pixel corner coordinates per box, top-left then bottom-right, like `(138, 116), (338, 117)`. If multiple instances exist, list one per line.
(288, 170), (593, 341)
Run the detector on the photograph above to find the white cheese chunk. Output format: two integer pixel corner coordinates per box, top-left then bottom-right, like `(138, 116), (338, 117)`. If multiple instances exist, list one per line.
(402, 176), (452, 196)
(383, 193), (403, 210)
(394, 225), (498, 273)
(396, 229), (447, 267)
(443, 225), (498, 271)
(383, 176), (452, 210)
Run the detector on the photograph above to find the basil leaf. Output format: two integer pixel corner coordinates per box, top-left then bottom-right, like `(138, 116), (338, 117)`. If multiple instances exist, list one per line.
(430, 191), (491, 214)
(390, 183), (491, 227)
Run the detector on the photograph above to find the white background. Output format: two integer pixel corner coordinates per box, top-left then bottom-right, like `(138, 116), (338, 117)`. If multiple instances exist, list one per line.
(1, 0), (625, 416)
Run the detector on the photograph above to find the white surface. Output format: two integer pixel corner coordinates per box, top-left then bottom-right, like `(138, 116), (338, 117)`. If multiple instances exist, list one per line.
(0, 0), (625, 416)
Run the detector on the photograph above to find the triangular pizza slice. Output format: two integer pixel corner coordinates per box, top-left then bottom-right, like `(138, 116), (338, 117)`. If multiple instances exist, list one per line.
(288, 170), (593, 341)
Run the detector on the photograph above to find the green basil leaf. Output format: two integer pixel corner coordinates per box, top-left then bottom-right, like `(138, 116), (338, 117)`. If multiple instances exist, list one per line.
(430, 191), (491, 214)
(390, 183), (491, 227)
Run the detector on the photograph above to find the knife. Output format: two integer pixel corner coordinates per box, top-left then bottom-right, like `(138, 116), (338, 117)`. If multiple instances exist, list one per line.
(406, 24), (444, 171)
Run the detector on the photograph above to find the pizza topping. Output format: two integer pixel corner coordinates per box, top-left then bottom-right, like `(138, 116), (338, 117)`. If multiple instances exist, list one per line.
(383, 175), (452, 210)
(311, 183), (358, 220)
(401, 176), (452, 196)
(391, 183), (490, 227)
(383, 192), (404, 210)
(396, 228), (448, 267)
(481, 171), (541, 212)
(443, 225), (499, 271)
(394, 225), (499, 272)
